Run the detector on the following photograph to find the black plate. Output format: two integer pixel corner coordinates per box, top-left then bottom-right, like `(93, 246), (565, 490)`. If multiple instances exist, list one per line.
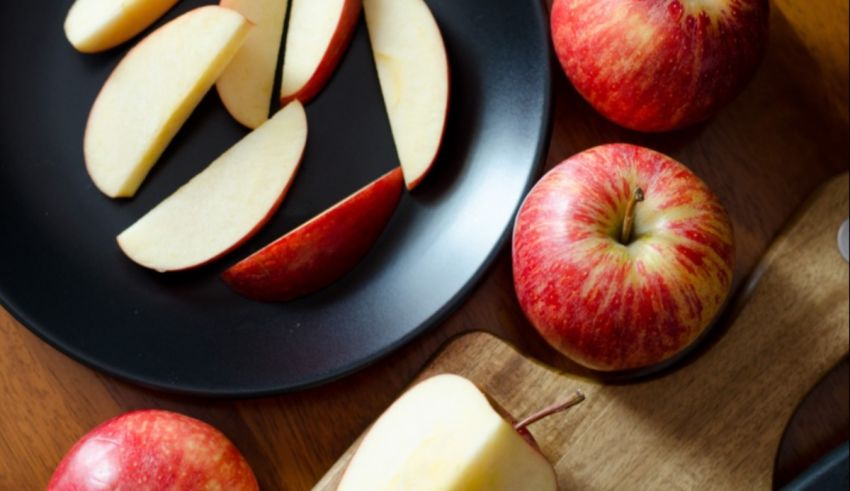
(0, 0), (552, 396)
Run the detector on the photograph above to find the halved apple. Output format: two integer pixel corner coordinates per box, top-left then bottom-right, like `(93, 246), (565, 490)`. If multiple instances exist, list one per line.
(85, 6), (250, 198)
(217, 0), (289, 129)
(279, 0), (362, 105)
(337, 374), (559, 491)
(222, 167), (404, 301)
(117, 101), (308, 273)
(64, 0), (180, 53)
(363, 0), (449, 190)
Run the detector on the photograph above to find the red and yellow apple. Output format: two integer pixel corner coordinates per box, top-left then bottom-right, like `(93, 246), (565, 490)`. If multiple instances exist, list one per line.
(338, 374), (583, 490)
(47, 410), (258, 491)
(64, 0), (180, 53)
(217, 0), (290, 129)
(85, 6), (251, 198)
(363, 0), (449, 190)
(280, 0), (362, 105)
(512, 144), (735, 371)
(223, 167), (404, 301)
(551, 0), (769, 132)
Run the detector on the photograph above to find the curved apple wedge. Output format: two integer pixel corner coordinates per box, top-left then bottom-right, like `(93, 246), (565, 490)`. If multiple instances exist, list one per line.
(222, 167), (404, 302)
(337, 375), (559, 491)
(64, 0), (180, 53)
(363, 0), (449, 190)
(85, 6), (251, 198)
(217, 0), (289, 129)
(117, 101), (308, 273)
(279, 0), (362, 105)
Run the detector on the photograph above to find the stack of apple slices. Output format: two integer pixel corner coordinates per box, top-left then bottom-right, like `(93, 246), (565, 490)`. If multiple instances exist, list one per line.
(216, 0), (362, 129)
(70, 0), (450, 300)
(214, 0), (449, 191)
(219, 0), (449, 300)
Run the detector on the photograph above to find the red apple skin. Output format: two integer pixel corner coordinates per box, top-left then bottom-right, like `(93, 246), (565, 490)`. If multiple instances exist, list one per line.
(512, 144), (734, 371)
(47, 410), (259, 491)
(223, 167), (404, 301)
(280, 0), (362, 105)
(551, 0), (769, 132)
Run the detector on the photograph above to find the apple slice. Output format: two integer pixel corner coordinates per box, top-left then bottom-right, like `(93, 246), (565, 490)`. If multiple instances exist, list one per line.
(217, 0), (289, 129)
(338, 374), (580, 491)
(85, 6), (251, 198)
(117, 101), (307, 273)
(279, 0), (362, 105)
(363, 0), (449, 190)
(64, 0), (180, 53)
(222, 167), (403, 301)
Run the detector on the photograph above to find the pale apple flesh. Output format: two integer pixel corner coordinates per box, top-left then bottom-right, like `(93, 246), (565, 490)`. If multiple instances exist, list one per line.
(338, 374), (557, 491)
(513, 144), (735, 371)
(363, 0), (449, 190)
(217, 0), (289, 129)
(64, 0), (180, 53)
(280, 0), (362, 105)
(85, 6), (250, 198)
(117, 101), (308, 273)
(222, 167), (404, 301)
(551, 0), (769, 132)
(47, 410), (259, 491)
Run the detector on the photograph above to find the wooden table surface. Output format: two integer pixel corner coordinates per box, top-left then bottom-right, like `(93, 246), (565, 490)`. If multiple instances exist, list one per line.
(1, 1), (848, 489)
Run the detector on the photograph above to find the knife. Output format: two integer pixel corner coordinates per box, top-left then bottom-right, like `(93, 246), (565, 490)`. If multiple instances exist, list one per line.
(782, 442), (849, 491)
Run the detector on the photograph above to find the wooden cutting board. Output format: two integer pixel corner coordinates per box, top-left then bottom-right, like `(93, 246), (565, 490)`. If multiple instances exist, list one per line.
(315, 173), (849, 490)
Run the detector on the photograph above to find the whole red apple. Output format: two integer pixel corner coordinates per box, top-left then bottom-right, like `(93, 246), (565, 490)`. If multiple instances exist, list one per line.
(551, 0), (769, 132)
(47, 410), (259, 491)
(512, 144), (734, 371)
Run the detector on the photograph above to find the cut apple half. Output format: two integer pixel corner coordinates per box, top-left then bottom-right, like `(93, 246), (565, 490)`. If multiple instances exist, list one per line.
(222, 167), (404, 301)
(363, 0), (449, 190)
(217, 0), (289, 129)
(117, 101), (308, 273)
(279, 0), (362, 105)
(85, 6), (251, 199)
(337, 374), (559, 491)
(64, 0), (181, 53)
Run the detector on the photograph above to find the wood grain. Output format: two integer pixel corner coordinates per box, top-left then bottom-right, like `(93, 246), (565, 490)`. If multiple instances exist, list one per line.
(0, 1), (847, 490)
(316, 174), (850, 490)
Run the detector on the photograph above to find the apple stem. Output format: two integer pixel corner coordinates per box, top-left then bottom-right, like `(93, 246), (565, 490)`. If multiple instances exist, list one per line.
(514, 390), (586, 431)
(621, 187), (645, 244)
